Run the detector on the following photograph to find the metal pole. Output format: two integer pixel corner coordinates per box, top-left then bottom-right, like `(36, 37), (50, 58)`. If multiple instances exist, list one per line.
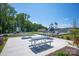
(31, 41), (32, 46)
(50, 42), (51, 46)
(44, 39), (46, 45)
(41, 40), (42, 43)
(34, 41), (36, 47)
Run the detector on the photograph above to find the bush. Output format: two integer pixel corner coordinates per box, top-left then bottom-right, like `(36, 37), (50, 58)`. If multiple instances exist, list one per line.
(61, 36), (64, 39)
(0, 36), (8, 53)
(3, 37), (8, 42)
(56, 51), (69, 56)
(3, 34), (8, 37)
(66, 37), (71, 40)
(57, 36), (60, 38)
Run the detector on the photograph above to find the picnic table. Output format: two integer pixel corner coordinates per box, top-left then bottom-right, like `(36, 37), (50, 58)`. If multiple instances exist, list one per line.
(29, 35), (53, 48)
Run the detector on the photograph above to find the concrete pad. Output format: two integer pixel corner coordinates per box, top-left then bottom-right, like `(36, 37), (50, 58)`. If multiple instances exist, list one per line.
(0, 35), (72, 56)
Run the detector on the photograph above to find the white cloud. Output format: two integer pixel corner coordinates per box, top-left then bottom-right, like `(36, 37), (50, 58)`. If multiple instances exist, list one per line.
(64, 18), (69, 21)
(58, 23), (72, 28)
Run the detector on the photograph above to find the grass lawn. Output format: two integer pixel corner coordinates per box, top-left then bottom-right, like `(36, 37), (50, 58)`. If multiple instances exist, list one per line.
(46, 46), (79, 56)
(0, 37), (8, 53)
(0, 45), (4, 53)
(8, 32), (44, 37)
(8, 33), (33, 37)
(56, 33), (79, 40)
(27, 32), (44, 35)
(27, 32), (79, 41)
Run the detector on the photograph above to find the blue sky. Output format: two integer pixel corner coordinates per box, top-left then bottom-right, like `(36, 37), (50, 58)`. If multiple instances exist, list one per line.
(11, 3), (79, 28)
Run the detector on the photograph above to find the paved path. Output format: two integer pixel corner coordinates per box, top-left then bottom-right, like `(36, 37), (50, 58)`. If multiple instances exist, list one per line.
(0, 35), (73, 56)
(0, 37), (35, 56)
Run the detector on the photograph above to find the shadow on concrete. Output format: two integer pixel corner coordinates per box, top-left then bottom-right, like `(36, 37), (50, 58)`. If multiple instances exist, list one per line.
(30, 44), (53, 54)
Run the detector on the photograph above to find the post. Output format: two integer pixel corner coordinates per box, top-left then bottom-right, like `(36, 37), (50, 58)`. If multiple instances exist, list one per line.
(50, 42), (51, 46)
(41, 39), (42, 43)
(31, 41), (32, 46)
(34, 40), (36, 47)
(44, 39), (46, 45)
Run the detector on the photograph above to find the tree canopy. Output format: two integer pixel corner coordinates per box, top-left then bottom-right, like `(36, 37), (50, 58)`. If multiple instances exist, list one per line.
(0, 3), (47, 34)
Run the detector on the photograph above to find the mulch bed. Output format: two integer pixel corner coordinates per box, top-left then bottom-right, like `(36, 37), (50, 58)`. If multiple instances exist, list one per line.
(46, 46), (79, 56)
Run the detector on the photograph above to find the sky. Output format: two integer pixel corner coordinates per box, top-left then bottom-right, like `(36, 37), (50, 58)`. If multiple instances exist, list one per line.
(10, 3), (79, 28)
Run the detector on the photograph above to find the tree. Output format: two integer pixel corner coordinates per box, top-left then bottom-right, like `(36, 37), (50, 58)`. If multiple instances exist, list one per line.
(48, 23), (55, 33)
(0, 3), (47, 34)
(71, 18), (79, 47)
(26, 14), (30, 20)
(15, 13), (28, 32)
(0, 3), (17, 33)
(54, 22), (58, 29)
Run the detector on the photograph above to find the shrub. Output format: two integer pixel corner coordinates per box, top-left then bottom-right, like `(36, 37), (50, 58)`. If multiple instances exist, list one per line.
(57, 36), (60, 38)
(3, 37), (8, 42)
(66, 37), (71, 40)
(61, 36), (64, 39)
(0, 36), (8, 53)
(56, 51), (69, 56)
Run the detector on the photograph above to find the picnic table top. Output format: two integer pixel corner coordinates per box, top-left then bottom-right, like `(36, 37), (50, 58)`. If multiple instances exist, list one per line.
(29, 37), (53, 42)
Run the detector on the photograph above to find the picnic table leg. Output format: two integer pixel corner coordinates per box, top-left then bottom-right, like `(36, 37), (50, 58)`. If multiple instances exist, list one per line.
(44, 39), (46, 44)
(31, 41), (32, 46)
(41, 40), (42, 43)
(50, 42), (51, 46)
(34, 41), (36, 47)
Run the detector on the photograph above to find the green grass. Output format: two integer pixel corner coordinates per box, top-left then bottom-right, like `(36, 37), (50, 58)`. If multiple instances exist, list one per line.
(56, 51), (69, 56)
(8, 32), (44, 37)
(27, 32), (44, 35)
(56, 33), (79, 40)
(0, 45), (4, 53)
(0, 37), (8, 53)
(8, 33), (34, 37)
(8, 31), (44, 37)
